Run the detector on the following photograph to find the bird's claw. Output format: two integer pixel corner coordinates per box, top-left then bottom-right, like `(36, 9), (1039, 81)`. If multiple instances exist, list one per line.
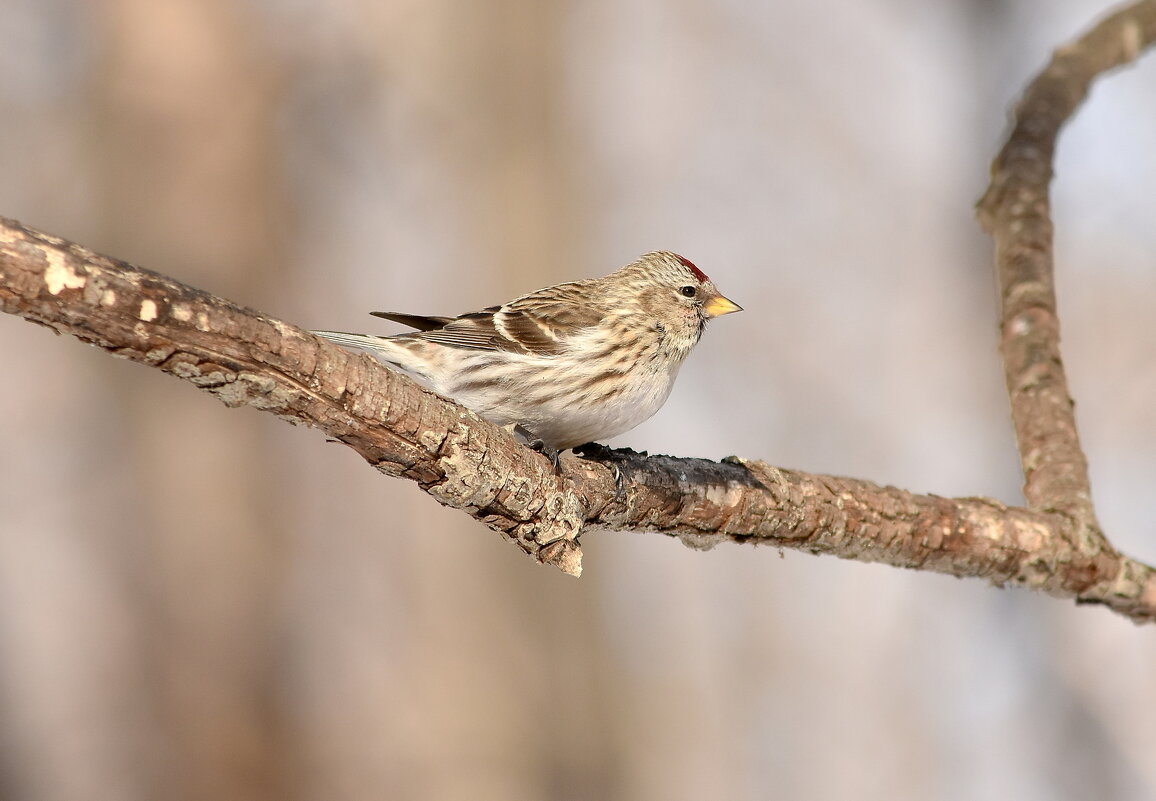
(571, 441), (614, 459)
(528, 438), (563, 473)
(609, 463), (626, 501)
(572, 442), (629, 502)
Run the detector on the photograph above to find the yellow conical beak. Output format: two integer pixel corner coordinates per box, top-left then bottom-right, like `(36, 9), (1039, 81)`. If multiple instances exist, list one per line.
(703, 294), (743, 318)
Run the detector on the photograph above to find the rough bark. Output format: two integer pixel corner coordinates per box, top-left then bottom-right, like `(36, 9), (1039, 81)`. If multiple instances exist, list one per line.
(2, 216), (1154, 622)
(978, 0), (1156, 532)
(974, 0), (1156, 611)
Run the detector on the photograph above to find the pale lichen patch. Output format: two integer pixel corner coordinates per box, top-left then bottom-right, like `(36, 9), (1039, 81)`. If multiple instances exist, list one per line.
(44, 251), (86, 295)
(189, 368), (234, 388)
(171, 305), (193, 322)
(100, 289), (117, 306)
(139, 299), (158, 321)
(167, 360), (204, 381)
(540, 539), (583, 577)
(677, 530), (727, 551)
(230, 373), (291, 411)
(195, 312), (210, 331)
(496, 472), (536, 514)
(704, 482), (744, 509)
(426, 423), (500, 509)
(1012, 519), (1048, 552)
(211, 379), (252, 408)
(164, 360), (236, 393)
(419, 429), (447, 452)
(530, 491), (583, 546)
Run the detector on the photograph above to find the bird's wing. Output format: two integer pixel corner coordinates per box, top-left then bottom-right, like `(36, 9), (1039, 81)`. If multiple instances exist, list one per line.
(406, 307), (503, 351)
(493, 289), (605, 355)
(408, 282), (605, 355)
(369, 312), (456, 331)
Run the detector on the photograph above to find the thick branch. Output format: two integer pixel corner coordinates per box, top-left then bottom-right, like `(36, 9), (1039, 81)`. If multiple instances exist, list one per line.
(977, 1), (1156, 532)
(2, 218), (1154, 622)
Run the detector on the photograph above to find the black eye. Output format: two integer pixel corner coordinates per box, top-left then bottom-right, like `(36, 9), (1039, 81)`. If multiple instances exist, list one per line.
(680, 285), (697, 298)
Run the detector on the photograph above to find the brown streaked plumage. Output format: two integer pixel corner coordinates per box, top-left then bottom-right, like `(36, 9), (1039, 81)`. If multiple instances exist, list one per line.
(313, 251), (741, 456)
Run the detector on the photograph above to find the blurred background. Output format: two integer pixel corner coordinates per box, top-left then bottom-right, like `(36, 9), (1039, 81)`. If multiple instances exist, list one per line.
(1, 0), (1155, 799)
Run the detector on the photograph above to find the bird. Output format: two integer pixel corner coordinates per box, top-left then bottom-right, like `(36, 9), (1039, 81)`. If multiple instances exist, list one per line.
(313, 251), (742, 462)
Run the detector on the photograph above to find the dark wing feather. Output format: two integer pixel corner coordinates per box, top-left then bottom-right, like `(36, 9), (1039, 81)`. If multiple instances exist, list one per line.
(407, 307), (504, 351)
(368, 309), (503, 351)
(369, 312), (456, 331)
(372, 282), (607, 355)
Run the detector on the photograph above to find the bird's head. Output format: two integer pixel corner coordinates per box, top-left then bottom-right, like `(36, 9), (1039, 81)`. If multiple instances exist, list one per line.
(604, 251), (742, 359)
(632, 250), (742, 320)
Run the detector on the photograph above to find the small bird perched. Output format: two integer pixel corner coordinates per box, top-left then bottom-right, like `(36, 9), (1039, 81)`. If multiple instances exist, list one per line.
(313, 251), (741, 461)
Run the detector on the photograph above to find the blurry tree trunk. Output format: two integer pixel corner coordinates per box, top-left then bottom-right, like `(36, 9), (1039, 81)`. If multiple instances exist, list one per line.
(353, 5), (621, 800)
(84, 2), (289, 800)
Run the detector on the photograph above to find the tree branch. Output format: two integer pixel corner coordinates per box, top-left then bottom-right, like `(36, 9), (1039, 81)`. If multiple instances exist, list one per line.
(2, 216), (1154, 622)
(978, 0), (1156, 532)
(2, 3), (1156, 623)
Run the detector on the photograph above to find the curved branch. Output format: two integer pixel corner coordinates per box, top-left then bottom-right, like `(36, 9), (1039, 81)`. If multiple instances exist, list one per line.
(2, 217), (1154, 622)
(977, 0), (1156, 532)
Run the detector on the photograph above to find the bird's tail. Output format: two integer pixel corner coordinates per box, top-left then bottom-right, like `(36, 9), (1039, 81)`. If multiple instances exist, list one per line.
(312, 330), (414, 366)
(314, 329), (434, 385)
(312, 330), (386, 352)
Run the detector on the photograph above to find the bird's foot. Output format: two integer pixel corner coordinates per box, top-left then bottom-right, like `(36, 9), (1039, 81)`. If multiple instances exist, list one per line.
(527, 438), (563, 473)
(572, 442), (630, 501)
(511, 424), (562, 472)
(571, 441), (615, 459)
(573, 442), (648, 459)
